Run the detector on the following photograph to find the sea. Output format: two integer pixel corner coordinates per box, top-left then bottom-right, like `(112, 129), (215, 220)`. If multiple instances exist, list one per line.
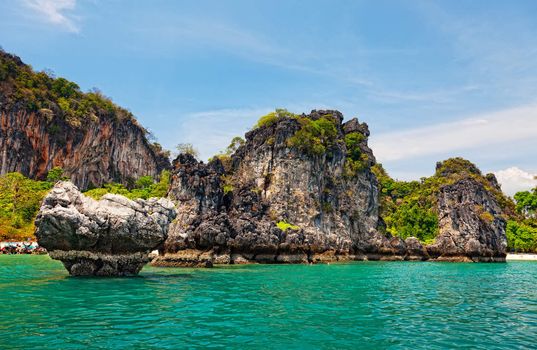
(0, 255), (535, 349)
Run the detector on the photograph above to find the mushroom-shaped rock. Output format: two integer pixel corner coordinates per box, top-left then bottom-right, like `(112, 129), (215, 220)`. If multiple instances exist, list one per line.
(35, 181), (177, 276)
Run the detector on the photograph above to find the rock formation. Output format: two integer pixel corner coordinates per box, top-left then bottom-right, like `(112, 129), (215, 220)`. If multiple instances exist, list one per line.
(0, 50), (169, 190)
(153, 111), (510, 266)
(35, 181), (176, 276)
(428, 177), (507, 262)
(154, 110), (419, 266)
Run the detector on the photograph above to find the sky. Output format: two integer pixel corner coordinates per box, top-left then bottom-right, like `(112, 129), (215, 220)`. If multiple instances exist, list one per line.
(0, 0), (536, 195)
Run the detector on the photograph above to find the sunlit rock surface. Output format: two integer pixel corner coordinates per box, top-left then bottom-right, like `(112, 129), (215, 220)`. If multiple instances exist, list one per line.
(35, 181), (176, 276)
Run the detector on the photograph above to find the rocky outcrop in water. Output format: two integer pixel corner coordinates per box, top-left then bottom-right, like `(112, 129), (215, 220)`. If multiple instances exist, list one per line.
(0, 50), (169, 190)
(152, 111), (510, 266)
(154, 110), (414, 266)
(35, 181), (176, 276)
(428, 177), (507, 262)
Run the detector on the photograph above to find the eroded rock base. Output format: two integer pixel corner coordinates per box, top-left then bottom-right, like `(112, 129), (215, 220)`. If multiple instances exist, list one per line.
(49, 250), (151, 276)
(151, 249), (506, 267)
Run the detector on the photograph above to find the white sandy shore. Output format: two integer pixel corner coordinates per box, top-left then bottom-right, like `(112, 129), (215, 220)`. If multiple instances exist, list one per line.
(506, 253), (537, 261)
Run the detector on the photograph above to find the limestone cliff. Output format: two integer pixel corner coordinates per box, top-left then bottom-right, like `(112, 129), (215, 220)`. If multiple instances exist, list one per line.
(154, 110), (407, 266)
(427, 163), (508, 261)
(154, 111), (510, 266)
(0, 50), (169, 189)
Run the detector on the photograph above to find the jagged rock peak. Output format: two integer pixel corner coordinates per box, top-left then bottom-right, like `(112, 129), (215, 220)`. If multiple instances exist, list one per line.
(429, 177), (507, 261)
(157, 116), (510, 266)
(155, 109), (396, 266)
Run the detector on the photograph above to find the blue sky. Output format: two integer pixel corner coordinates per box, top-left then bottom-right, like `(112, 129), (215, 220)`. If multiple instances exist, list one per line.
(1, 0), (536, 194)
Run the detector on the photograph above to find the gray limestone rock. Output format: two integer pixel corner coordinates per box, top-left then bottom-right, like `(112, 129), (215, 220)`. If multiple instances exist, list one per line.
(35, 181), (176, 276)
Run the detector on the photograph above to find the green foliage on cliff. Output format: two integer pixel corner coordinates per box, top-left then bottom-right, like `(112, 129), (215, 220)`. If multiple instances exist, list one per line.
(373, 158), (518, 244)
(288, 116), (338, 156)
(276, 220), (299, 231)
(373, 164), (438, 243)
(209, 136), (245, 173)
(254, 108), (299, 129)
(0, 169), (171, 240)
(0, 49), (154, 134)
(46, 167), (68, 183)
(0, 173), (53, 240)
(219, 175), (234, 194)
(176, 143), (199, 158)
(84, 170), (171, 200)
(344, 132), (369, 176)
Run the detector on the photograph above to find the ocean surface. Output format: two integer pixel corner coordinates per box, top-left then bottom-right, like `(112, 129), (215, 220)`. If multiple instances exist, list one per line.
(1, 256), (536, 349)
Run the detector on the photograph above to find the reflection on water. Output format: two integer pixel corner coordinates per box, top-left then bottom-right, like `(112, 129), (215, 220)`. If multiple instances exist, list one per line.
(1, 255), (536, 349)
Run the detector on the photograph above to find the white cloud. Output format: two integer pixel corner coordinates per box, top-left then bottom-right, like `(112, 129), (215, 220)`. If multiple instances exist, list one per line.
(494, 167), (537, 197)
(369, 104), (537, 162)
(23, 0), (79, 33)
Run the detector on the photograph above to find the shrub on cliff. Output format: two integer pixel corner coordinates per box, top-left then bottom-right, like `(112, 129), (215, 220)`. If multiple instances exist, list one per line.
(176, 143), (199, 159)
(208, 136), (245, 173)
(0, 50), (136, 128)
(372, 159), (515, 245)
(46, 167), (68, 183)
(254, 108), (298, 129)
(276, 221), (299, 231)
(344, 132), (369, 176)
(288, 116), (338, 156)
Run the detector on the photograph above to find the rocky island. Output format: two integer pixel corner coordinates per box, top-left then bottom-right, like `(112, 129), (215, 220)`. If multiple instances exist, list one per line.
(153, 110), (510, 266)
(0, 49), (525, 272)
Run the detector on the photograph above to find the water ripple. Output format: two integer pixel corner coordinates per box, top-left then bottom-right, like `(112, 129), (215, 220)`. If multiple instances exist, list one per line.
(0, 256), (536, 349)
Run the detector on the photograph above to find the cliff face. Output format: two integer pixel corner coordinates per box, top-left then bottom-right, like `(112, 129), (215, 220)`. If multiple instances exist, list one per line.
(0, 50), (169, 189)
(428, 176), (507, 261)
(0, 109), (169, 189)
(154, 111), (510, 266)
(155, 110), (407, 266)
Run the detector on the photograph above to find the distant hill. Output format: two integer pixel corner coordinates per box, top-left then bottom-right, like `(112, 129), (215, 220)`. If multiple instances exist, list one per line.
(0, 49), (170, 190)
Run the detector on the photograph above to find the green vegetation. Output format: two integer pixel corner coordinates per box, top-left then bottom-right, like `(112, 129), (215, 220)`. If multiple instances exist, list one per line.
(373, 163), (439, 242)
(372, 158), (517, 244)
(0, 50), (169, 159)
(344, 132), (369, 176)
(276, 220), (300, 231)
(176, 143), (199, 158)
(84, 170), (171, 200)
(219, 175), (234, 195)
(46, 167), (68, 183)
(506, 220), (537, 253)
(513, 188), (537, 217)
(254, 108), (299, 129)
(288, 115), (338, 156)
(507, 186), (537, 252)
(225, 136), (245, 154)
(0, 173), (53, 240)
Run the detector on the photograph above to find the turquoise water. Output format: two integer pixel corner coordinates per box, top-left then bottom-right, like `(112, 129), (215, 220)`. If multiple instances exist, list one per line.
(0, 256), (536, 349)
